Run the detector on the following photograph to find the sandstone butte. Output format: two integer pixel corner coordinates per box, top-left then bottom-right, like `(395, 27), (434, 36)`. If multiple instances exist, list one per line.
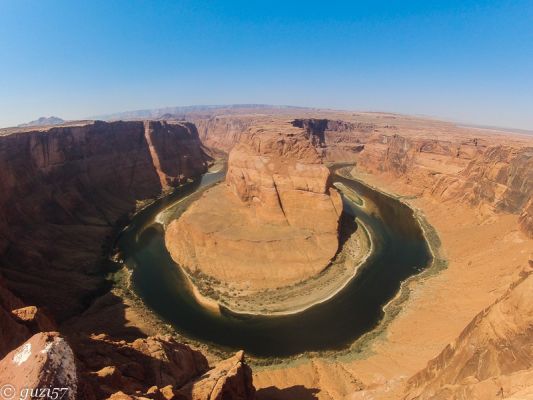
(165, 123), (342, 290)
(1, 108), (533, 399)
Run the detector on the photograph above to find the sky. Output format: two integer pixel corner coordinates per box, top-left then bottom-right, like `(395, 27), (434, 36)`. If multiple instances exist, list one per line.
(0, 0), (532, 129)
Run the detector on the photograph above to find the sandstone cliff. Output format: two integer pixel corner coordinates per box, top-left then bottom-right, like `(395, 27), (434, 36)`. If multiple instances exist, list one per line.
(194, 115), (372, 161)
(431, 146), (533, 236)
(292, 118), (372, 161)
(405, 262), (533, 399)
(0, 120), (209, 321)
(355, 134), (482, 190)
(194, 116), (255, 153)
(354, 133), (533, 237)
(0, 120), (257, 399)
(519, 198), (533, 238)
(166, 123), (342, 290)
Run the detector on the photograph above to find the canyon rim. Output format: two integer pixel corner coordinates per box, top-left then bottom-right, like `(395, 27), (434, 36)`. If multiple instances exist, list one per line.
(2, 2), (533, 399)
(1, 109), (531, 399)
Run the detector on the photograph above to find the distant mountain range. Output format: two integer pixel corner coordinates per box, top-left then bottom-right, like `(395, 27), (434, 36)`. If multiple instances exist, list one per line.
(91, 104), (316, 121)
(18, 116), (65, 127)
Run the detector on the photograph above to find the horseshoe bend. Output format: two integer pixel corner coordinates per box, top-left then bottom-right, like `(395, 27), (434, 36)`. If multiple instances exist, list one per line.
(164, 123), (368, 314)
(2, 4), (533, 397)
(1, 109), (532, 399)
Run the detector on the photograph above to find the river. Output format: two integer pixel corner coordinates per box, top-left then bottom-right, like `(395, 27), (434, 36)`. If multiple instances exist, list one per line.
(115, 167), (431, 357)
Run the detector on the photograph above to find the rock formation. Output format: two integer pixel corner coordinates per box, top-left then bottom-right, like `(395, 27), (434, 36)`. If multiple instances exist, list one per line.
(354, 134), (482, 191)
(0, 279), (34, 359)
(519, 198), (533, 238)
(292, 118), (373, 160)
(1, 110), (532, 399)
(75, 333), (254, 399)
(0, 327), (255, 399)
(0, 120), (256, 400)
(194, 115), (373, 161)
(405, 264), (533, 399)
(166, 123), (342, 290)
(0, 332), (78, 400)
(194, 116), (255, 153)
(354, 133), (533, 237)
(0, 120), (209, 321)
(432, 146), (533, 235)
(175, 351), (256, 400)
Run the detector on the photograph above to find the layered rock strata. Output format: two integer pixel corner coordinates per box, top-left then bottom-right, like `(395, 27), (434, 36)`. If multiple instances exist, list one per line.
(0, 120), (209, 321)
(194, 115), (374, 161)
(166, 123), (342, 290)
(354, 136), (533, 237)
(519, 198), (533, 238)
(405, 263), (533, 399)
(0, 120), (257, 399)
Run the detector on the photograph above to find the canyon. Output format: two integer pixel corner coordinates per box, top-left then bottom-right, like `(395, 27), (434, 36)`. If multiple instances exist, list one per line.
(0, 108), (532, 399)
(0, 120), (254, 399)
(188, 110), (533, 398)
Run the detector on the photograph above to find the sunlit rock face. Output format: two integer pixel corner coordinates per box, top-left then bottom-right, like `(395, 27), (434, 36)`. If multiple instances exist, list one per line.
(519, 198), (533, 238)
(354, 131), (533, 237)
(405, 267), (533, 400)
(0, 332), (78, 400)
(166, 123), (342, 290)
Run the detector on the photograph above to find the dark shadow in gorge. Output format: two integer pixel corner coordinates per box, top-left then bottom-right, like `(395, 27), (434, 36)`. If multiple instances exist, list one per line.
(337, 209), (359, 251)
(256, 385), (320, 400)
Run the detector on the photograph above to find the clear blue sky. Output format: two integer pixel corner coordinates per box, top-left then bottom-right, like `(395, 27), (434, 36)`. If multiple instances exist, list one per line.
(1, 0), (532, 129)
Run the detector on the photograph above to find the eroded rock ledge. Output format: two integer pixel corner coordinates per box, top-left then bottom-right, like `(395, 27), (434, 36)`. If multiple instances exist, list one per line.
(165, 122), (342, 292)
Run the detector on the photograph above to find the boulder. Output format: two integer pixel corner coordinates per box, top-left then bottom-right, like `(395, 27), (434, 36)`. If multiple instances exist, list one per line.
(0, 332), (77, 400)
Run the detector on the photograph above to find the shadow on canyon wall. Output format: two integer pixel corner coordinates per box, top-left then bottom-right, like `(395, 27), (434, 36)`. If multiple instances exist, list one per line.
(257, 385), (320, 400)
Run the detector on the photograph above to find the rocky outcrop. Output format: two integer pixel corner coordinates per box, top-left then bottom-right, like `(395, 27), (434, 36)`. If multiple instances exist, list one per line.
(431, 146), (533, 236)
(405, 264), (533, 399)
(0, 330), (255, 400)
(0, 332), (78, 400)
(176, 351), (256, 400)
(193, 116), (255, 153)
(519, 198), (533, 238)
(166, 123), (342, 290)
(354, 134), (533, 237)
(75, 334), (209, 398)
(0, 120), (209, 322)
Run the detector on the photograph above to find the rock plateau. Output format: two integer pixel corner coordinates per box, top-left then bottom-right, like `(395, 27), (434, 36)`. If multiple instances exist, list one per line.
(166, 122), (342, 291)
